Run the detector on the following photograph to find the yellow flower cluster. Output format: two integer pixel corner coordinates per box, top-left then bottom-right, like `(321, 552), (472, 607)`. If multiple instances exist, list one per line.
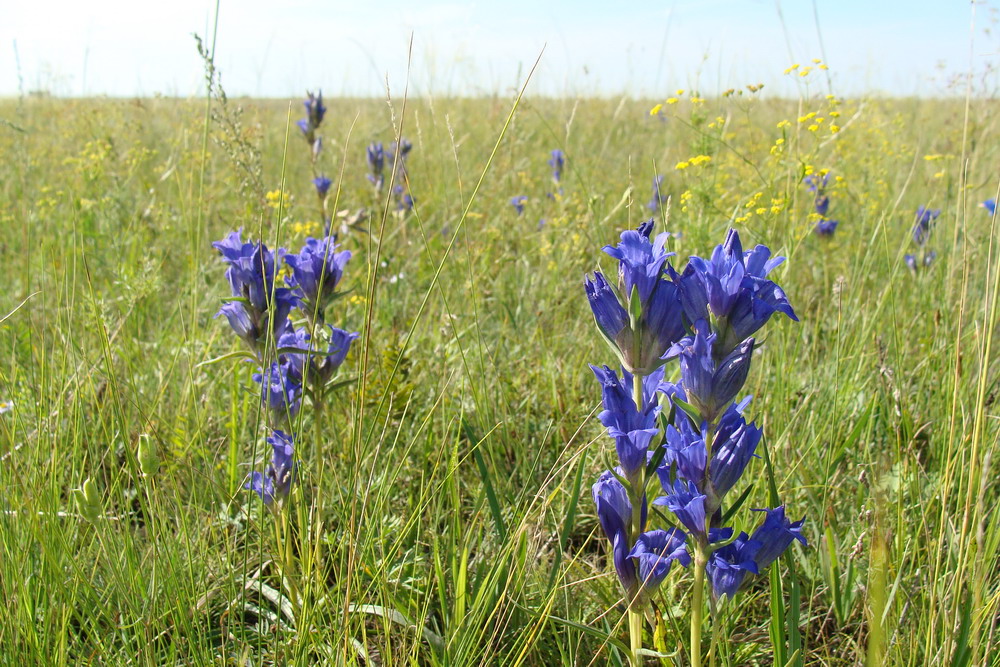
(676, 155), (712, 170)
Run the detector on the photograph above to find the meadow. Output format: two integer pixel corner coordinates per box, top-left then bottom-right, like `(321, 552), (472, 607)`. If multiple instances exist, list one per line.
(0, 64), (998, 666)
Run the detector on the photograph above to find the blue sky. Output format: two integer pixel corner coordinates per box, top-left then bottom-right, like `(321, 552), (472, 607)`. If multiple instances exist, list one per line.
(1, 1), (995, 97)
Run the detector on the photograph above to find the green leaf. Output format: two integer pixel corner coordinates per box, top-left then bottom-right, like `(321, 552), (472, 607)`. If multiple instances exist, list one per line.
(721, 483), (754, 524)
(196, 350), (259, 368)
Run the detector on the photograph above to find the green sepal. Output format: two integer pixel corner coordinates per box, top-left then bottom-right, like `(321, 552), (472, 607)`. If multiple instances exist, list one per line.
(671, 396), (703, 428)
(645, 443), (668, 478)
(196, 350), (259, 367)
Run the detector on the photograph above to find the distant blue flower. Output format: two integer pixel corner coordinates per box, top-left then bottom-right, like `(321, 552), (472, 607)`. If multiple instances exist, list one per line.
(549, 149), (565, 182)
(654, 479), (707, 541)
(804, 173), (829, 194)
(593, 471), (639, 594)
(253, 360), (301, 422)
(591, 364), (662, 482)
(628, 529), (690, 592)
(814, 195), (830, 217)
(367, 143), (385, 190)
(647, 175), (668, 212)
(748, 506), (807, 570)
(706, 531), (761, 598)
(284, 236), (351, 311)
(245, 429), (297, 505)
(665, 321), (755, 423)
(313, 176), (332, 199)
(983, 199), (996, 216)
(905, 251), (937, 272)
(913, 206), (940, 245)
(303, 90), (326, 129)
(511, 195), (528, 215)
(389, 138), (413, 161)
(815, 219), (839, 237)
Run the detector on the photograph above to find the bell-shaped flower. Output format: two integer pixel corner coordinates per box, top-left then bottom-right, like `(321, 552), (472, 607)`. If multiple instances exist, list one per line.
(654, 479), (707, 542)
(706, 530), (761, 599)
(253, 360), (301, 423)
(748, 506), (807, 570)
(591, 365), (662, 482)
(814, 195), (830, 217)
(666, 321), (754, 423)
(367, 142), (385, 190)
(628, 528), (690, 593)
(245, 429), (297, 505)
(709, 403), (762, 500)
(602, 220), (671, 307)
(815, 219), (839, 237)
(657, 418), (707, 489)
(284, 236), (351, 313)
(549, 149), (565, 182)
(593, 471), (639, 595)
(912, 206), (940, 246)
(313, 176), (333, 199)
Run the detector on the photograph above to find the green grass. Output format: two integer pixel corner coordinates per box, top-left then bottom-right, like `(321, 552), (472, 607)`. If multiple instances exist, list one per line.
(0, 80), (998, 666)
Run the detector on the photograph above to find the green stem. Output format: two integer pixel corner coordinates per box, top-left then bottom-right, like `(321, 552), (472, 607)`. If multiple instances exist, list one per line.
(629, 609), (644, 666)
(691, 547), (708, 667)
(628, 370), (645, 663)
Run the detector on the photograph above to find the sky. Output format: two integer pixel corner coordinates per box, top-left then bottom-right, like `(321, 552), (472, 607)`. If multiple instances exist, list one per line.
(1, 1), (997, 98)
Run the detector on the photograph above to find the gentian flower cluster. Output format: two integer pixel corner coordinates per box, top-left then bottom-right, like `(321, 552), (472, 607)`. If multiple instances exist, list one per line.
(585, 222), (804, 665)
(367, 138), (415, 213)
(904, 206), (939, 272)
(804, 172), (838, 237)
(294, 89), (336, 235)
(212, 228), (358, 507)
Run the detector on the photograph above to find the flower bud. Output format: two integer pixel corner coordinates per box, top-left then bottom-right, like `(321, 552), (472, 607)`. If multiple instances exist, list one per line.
(137, 434), (159, 478)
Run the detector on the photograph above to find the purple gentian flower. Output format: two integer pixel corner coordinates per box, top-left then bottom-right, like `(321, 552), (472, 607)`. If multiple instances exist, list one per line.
(706, 531), (761, 598)
(284, 236), (352, 310)
(815, 219), (839, 236)
(510, 195), (527, 215)
(245, 429), (297, 505)
(983, 199), (996, 216)
(814, 195), (830, 217)
(665, 321), (755, 423)
(654, 479), (707, 541)
(912, 206), (940, 245)
(549, 149), (565, 182)
(628, 529), (690, 592)
(708, 403), (761, 500)
(313, 176), (332, 199)
(253, 360), (301, 423)
(804, 173), (829, 194)
(367, 143), (385, 190)
(593, 471), (640, 595)
(591, 364), (662, 482)
(748, 506), (807, 570)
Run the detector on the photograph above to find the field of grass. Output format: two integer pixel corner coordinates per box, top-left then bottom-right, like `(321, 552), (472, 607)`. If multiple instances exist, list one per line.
(1, 67), (999, 666)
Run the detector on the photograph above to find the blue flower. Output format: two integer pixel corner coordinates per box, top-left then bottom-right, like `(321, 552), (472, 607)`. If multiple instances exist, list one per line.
(804, 173), (829, 194)
(628, 529), (690, 592)
(593, 471), (639, 594)
(591, 365), (662, 482)
(284, 236), (352, 311)
(603, 220), (671, 305)
(549, 149), (565, 182)
(253, 360), (301, 422)
(367, 143), (385, 189)
(815, 219), (839, 236)
(510, 195), (528, 215)
(905, 251), (937, 272)
(278, 326), (358, 385)
(814, 195), (830, 217)
(658, 417), (707, 488)
(304, 90), (326, 128)
(647, 175), (668, 212)
(983, 199), (996, 216)
(749, 506), (807, 570)
(245, 429), (297, 505)
(913, 206), (940, 245)
(665, 322), (754, 423)
(654, 479), (707, 541)
(213, 230), (297, 352)
(706, 531), (761, 599)
(313, 176), (332, 199)
(709, 402), (761, 500)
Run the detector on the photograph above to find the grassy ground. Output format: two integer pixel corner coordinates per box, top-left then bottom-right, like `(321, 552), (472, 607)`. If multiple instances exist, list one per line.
(0, 81), (998, 666)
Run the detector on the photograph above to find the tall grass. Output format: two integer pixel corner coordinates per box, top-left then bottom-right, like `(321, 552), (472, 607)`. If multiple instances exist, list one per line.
(0, 79), (998, 665)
